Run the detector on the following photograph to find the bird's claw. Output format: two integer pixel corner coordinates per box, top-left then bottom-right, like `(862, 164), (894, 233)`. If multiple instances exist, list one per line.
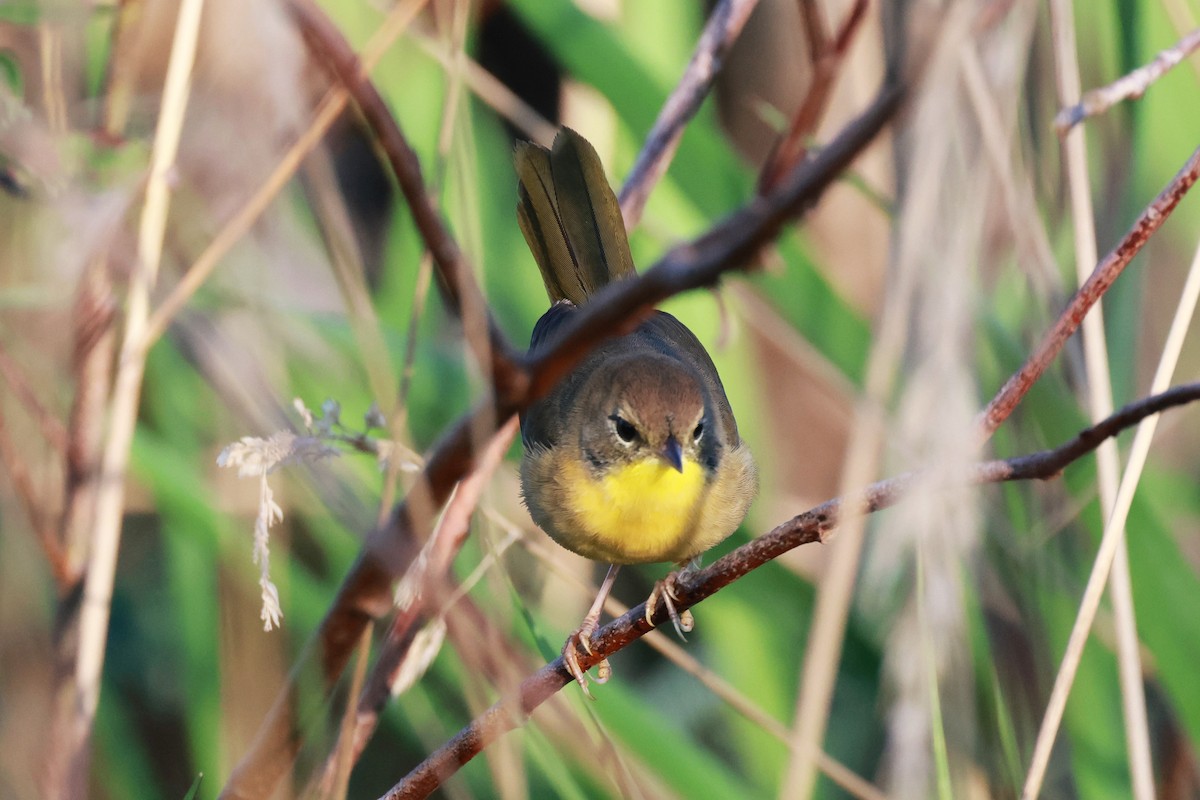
(645, 572), (694, 640)
(562, 621), (610, 697)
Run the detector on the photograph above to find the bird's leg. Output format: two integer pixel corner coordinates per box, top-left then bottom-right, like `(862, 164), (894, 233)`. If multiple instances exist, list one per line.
(645, 558), (700, 639)
(562, 564), (619, 696)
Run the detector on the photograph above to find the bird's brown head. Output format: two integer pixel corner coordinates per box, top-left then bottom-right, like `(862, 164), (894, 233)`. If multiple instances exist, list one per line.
(576, 352), (715, 477)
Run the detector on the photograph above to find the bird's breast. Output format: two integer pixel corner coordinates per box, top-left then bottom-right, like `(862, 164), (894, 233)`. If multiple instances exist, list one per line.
(561, 455), (708, 564)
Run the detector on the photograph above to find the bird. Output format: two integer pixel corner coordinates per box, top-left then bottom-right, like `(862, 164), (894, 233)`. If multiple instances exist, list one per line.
(514, 127), (758, 691)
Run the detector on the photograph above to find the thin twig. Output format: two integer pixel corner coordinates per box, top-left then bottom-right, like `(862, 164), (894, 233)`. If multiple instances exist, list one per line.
(758, 0), (870, 193)
(977, 143), (1200, 436)
(522, 531), (889, 800)
(60, 257), (120, 578)
(289, 0), (524, 395)
(1020, 238), (1200, 800)
(58, 0), (205, 797)
(988, 383), (1200, 478)
(0, 341), (68, 455)
(301, 149), (397, 422)
(140, 0), (431, 349)
(383, 12), (465, 518)
(798, 0), (831, 59)
(616, 0), (760, 229)
(411, 30), (557, 146)
(959, 42), (1060, 293)
(1055, 27), (1200, 134)
(310, 418), (519, 793)
(219, 69), (905, 800)
(0, 403), (68, 585)
(38, 22), (68, 134)
(327, 628), (372, 800)
(395, 254), (433, 418)
(385, 382), (1200, 799)
(1042, 2), (1155, 798)
(101, 0), (142, 137)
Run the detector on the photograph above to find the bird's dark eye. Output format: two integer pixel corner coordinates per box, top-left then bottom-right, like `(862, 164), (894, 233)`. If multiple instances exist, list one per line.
(610, 415), (638, 443)
(693, 421), (704, 442)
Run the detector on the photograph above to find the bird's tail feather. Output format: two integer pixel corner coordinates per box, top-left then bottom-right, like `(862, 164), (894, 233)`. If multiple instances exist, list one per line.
(515, 128), (635, 305)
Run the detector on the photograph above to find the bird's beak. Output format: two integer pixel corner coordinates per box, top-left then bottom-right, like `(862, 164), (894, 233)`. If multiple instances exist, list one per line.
(662, 435), (684, 473)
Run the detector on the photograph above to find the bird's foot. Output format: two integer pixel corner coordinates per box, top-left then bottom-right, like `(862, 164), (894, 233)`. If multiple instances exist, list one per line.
(562, 618), (611, 698)
(645, 571), (694, 640)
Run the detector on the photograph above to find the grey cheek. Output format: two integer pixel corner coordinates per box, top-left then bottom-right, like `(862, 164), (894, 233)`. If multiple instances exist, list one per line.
(585, 449), (605, 471)
(704, 439), (721, 471)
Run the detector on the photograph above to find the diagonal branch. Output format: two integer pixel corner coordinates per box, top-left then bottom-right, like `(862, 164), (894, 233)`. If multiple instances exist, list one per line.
(0, 342), (68, 456)
(0, 403), (68, 585)
(758, 0), (870, 193)
(616, 0), (761, 229)
(977, 143), (1200, 436)
(1055, 27), (1200, 134)
(141, 0), (432, 349)
(288, 0), (524, 394)
(309, 418), (519, 794)
(384, 381), (1200, 799)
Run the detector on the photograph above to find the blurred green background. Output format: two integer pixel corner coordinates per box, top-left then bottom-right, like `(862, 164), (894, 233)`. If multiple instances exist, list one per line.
(2, 1), (1200, 798)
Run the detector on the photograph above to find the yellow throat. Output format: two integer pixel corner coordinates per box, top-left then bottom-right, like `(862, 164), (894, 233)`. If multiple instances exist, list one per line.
(564, 455), (707, 562)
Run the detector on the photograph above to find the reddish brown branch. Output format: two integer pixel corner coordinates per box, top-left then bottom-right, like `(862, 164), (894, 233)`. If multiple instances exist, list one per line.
(0, 277), (115, 591)
(984, 382), (1200, 480)
(60, 261), (119, 580)
(309, 419), (519, 793)
(617, 0), (761, 228)
(1055, 27), (1200, 134)
(798, 0), (831, 59)
(288, 0), (525, 396)
(758, 0), (870, 193)
(0, 340), (72, 586)
(0, 403), (68, 585)
(978, 143), (1200, 437)
(219, 65), (905, 800)
(0, 342), (68, 456)
(386, 381), (1200, 798)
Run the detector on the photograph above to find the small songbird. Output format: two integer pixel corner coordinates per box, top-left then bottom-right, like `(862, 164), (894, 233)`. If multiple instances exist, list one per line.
(515, 128), (757, 690)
